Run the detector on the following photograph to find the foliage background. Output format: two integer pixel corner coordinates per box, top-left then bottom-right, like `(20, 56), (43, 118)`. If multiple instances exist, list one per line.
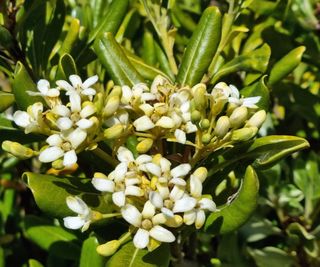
(0, 0), (319, 266)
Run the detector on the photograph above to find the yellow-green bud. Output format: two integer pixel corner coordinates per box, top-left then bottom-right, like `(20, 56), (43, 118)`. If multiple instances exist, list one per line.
(199, 119), (210, 130)
(107, 85), (122, 99)
(165, 215), (183, 228)
(246, 110), (267, 128)
(229, 106), (248, 128)
(193, 83), (207, 110)
(103, 96), (120, 117)
(94, 92), (104, 112)
(52, 159), (64, 169)
(191, 110), (201, 123)
(96, 240), (120, 257)
(214, 116), (230, 138)
(2, 141), (35, 160)
(136, 138), (154, 153)
(94, 172), (108, 179)
(104, 124), (124, 139)
(211, 99), (227, 116)
(193, 167), (208, 182)
(202, 133), (212, 144)
(231, 127), (258, 142)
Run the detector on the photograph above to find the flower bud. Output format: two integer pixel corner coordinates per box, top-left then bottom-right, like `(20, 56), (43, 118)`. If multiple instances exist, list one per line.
(231, 127), (258, 142)
(246, 110), (266, 128)
(193, 83), (207, 110)
(211, 99), (227, 116)
(136, 138), (154, 153)
(107, 85), (122, 99)
(229, 106), (248, 128)
(199, 119), (210, 130)
(103, 96), (120, 117)
(165, 215), (183, 228)
(104, 124), (124, 139)
(2, 141), (35, 160)
(191, 110), (201, 123)
(193, 167), (208, 183)
(96, 240), (120, 256)
(52, 159), (64, 169)
(214, 116), (230, 138)
(202, 133), (212, 144)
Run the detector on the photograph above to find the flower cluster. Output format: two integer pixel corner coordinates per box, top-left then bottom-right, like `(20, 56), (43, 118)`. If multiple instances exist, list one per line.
(68, 146), (216, 249)
(5, 74), (267, 252)
(11, 75), (104, 167)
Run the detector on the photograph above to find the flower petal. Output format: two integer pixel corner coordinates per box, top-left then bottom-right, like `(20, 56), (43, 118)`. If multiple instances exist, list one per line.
(117, 146), (134, 162)
(199, 198), (216, 212)
(149, 191), (163, 209)
(46, 134), (63, 146)
(133, 115), (155, 131)
(76, 118), (93, 129)
(183, 210), (196, 225)
(66, 196), (88, 215)
(57, 117), (73, 131)
(121, 204), (142, 227)
(63, 216), (85, 229)
(173, 197), (197, 213)
(63, 149), (78, 166)
(125, 186), (144, 197)
(112, 191), (126, 207)
(13, 111), (30, 128)
(174, 129), (186, 144)
(37, 79), (49, 94)
(69, 91), (81, 113)
(133, 228), (149, 249)
(52, 105), (71, 117)
(80, 104), (95, 118)
(190, 175), (202, 198)
(142, 200), (156, 218)
(170, 163), (191, 178)
(145, 163), (161, 177)
(39, 146), (64, 163)
(56, 80), (74, 91)
(69, 74), (82, 88)
(82, 75), (98, 88)
(67, 128), (87, 148)
(195, 210), (206, 229)
(155, 116), (175, 129)
(92, 178), (115, 192)
(149, 225), (175, 243)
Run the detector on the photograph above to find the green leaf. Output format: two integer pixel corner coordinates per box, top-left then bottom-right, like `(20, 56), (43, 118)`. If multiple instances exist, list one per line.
(80, 236), (105, 267)
(59, 18), (80, 55)
(94, 32), (144, 86)
(56, 53), (77, 80)
(88, 0), (129, 44)
(124, 49), (172, 82)
(12, 62), (43, 110)
(0, 241), (4, 267)
(23, 215), (80, 260)
(106, 242), (170, 267)
(28, 259), (45, 267)
(241, 76), (270, 110)
(171, 5), (197, 32)
(0, 91), (15, 112)
(268, 46), (306, 86)
(248, 247), (295, 267)
(211, 44), (271, 85)
(177, 6), (222, 86)
(22, 172), (112, 218)
(205, 166), (259, 234)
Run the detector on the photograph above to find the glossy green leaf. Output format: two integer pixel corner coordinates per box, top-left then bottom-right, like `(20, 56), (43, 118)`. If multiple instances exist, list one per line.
(22, 172), (112, 218)
(88, 0), (129, 44)
(177, 6), (222, 86)
(0, 247), (3, 267)
(94, 32), (144, 86)
(23, 215), (80, 260)
(0, 25), (14, 49)
(268, 46), (306, 86)
(12, 62), (43, 110)
(56, 53), (77, 80)
(29, 259), (45, 267)
(205, 166), (259, 234)
(124, 49), (171, 82)
(241, 76), (270, 110)
(80, 236), (105, 267)
(210, 44), (271, 85)
(106, 242), (170, 267)
(0, 91), (15, 112)
(115, 9), (137, 43)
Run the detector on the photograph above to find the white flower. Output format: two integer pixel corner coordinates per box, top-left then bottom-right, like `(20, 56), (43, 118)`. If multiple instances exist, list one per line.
(27, 79), (60, 98)
(63, 196), (92, 232)
(39, 128), (87, 166)
(56, 74), (98, 100)
(133, 115), (155, 131)
(121, 203), (175, 249)
(183, 198), (216, 229)
(13, 102), (44, 134)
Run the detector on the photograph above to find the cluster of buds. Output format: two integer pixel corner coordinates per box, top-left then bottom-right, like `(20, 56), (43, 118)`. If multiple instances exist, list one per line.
(65, 146), (216, 250)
